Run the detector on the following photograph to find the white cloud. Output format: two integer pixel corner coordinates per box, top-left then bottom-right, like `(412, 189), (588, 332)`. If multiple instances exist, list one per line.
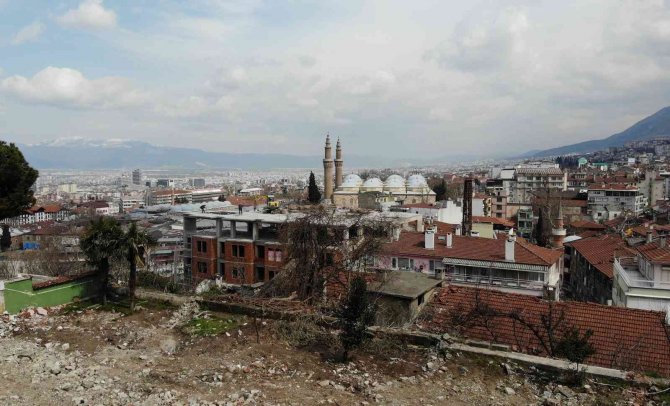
(56, 0), (117, 30)
(11, 21), (44, 45)
(0, 67), (147, 109)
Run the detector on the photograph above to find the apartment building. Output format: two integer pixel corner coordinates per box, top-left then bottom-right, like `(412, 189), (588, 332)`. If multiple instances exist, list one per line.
(147, 189), (193, 206)
(183, 212), (287, 285)
(487, 165), (566, 220)
(2, 205), (72, 226)
(375, 228), (563, 299)
(613, 238), (670, 311)
(587, 184), (646, 221)
(183, 211), (424, 286)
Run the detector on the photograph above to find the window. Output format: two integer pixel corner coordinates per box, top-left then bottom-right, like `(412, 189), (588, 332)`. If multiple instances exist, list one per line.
(391, 258), (398, 269)
(196, 240), (207, 253)
(232, 266), (244, 279)
(429, 260), (444, 272)
(256, 245), (265, 259)
(397, 257), (414, 270)
(256, 266), (265, 281)
(219, 262), (225, 277)
(197, 262), (207, 273)
(275, 250), (282, 262)
(232, 244), (245, 258)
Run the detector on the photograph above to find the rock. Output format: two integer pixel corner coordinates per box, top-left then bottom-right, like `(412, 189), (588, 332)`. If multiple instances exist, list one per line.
(504, 387), (516, 395)
(159, 337), (177, 355)
(61, 343), (70, 351)
(318, 380), (331, 387)
(557, 385), (576, 399)
(426, 362), (436, 371)
(36, 307), (48, 316)
(502, 363), (513, 375)
(49, 362), (62, 375)
(458, 366), (468, 375)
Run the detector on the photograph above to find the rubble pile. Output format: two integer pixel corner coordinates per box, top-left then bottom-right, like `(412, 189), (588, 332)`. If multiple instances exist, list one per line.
(162, 300), (201, 329)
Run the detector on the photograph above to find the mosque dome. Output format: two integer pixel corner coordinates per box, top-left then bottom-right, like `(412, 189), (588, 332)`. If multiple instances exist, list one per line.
(339, 174), (363, 191)
(360, 177), (384, 192)
(383, 174), (406, 193)
(406, 174), (429, 191)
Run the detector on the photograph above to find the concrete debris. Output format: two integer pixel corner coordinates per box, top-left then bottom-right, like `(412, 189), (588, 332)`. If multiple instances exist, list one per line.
(163, 300), (200, 329)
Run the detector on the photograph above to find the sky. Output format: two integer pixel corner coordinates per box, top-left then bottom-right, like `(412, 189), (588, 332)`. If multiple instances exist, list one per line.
(1, 0), (670, 159)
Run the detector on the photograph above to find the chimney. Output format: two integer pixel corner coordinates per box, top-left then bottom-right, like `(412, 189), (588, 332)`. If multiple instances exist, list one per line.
(392, 227), (401, 241)
(505, 228), (516, 262)
(661, 235), (667, 248)
(424, 226), (436, 250)
(647, 230), (654, 244)
(446, 232), (453, 248)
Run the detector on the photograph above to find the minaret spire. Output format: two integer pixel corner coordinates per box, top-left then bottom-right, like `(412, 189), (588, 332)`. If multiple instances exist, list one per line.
(335, 137), (343, 189)
(323, 134), (334, 201)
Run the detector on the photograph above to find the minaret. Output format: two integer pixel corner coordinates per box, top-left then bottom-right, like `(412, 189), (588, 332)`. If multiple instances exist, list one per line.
(335, 138), (343, 189)
(323, 134), (334, 201)
(551, 204), (566, 249)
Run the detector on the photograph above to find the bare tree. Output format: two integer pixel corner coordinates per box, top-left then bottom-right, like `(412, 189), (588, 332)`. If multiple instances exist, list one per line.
(259, 207), (391, 303)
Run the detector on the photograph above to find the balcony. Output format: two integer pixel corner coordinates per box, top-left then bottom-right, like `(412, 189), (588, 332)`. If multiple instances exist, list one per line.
(443, 268), (545, 291)
(614, 257), (670, 289)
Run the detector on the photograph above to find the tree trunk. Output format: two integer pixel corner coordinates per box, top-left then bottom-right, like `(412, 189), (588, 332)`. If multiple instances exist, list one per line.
(101, 257), (110, 305)
(129, 248), (137, 313)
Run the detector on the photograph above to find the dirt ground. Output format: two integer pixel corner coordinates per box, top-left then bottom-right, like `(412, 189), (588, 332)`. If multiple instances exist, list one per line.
(0, 299), (658, 405)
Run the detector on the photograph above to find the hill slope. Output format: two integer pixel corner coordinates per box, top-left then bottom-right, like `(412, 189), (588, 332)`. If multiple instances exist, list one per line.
(14, 139), (386, 170)
(526, 106), (670, 157)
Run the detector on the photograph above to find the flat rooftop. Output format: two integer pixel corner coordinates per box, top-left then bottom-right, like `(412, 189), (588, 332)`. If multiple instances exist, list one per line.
(367, 271), (443, 299)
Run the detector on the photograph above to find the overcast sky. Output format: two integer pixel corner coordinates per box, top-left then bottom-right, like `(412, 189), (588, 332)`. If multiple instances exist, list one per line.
(1, 0), (670, 159)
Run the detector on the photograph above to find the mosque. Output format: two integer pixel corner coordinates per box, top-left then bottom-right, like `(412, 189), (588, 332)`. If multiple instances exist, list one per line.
(321, 135), (436, 209)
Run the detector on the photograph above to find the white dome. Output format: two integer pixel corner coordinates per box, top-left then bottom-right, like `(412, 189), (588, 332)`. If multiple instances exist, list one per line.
(361, 177), (384, 192)
(383, 174), (406, 192)
(407, 174), (429, 190)
(339, 174), (363, 191)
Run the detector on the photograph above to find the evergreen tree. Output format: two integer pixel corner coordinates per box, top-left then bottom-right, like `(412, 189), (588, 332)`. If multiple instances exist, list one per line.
(555, 326), (595, 382)
(308, 171), (321, 204)
(336, 276), (376, 362)
(1, 225), (11, 251)
(0, 141), (38, 252)
(0, 141), (39, 221)
(430, 179), (448, 201)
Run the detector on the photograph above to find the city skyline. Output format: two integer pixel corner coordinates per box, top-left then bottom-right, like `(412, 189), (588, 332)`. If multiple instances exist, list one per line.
(2, 1), (670, 159)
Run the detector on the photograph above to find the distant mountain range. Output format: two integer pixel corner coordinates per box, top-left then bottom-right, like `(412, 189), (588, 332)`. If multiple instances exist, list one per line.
(523, 106), (670, 158)
(10, 137), (488, 170)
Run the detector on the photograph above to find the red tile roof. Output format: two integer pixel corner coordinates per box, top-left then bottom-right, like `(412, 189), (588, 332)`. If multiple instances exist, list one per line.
(383, 232), (562, 267)
(588, 183), (639, 191)
(472, 216), (514, 228)
(569, 220), (606, 230)
(32, 271), (98, 290)
(419, 285), (670, 376)
(567, 235), (629, 278)
(636, 242), (670, 264)
(401, 203), (438, 209)
(433, 221), (457, 235)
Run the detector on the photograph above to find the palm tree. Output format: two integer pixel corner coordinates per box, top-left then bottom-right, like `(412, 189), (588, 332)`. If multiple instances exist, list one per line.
(80, 217), (124, 304)
(124, 222), (154, 312)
